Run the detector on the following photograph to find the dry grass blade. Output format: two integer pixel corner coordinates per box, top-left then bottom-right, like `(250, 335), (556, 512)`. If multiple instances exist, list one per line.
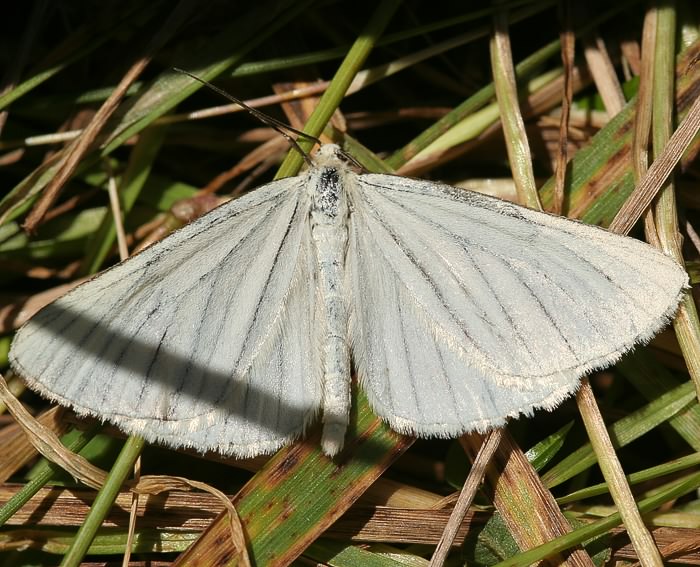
(490, 5), (540, 210)
(429, 428), (502, 566)
(122, 455), (140, 567)
(626, 535), (700, 566)
(0, 374), (106, 490)
(577, 378), (663, 566)
(0, 405), (64, 484)
(609, 93), (700, 235)
(134, 476), (251, 567)
(106, 172), (129, 261)
(552, 0), (575, 215)
(635, 8), (661, 248)
(582, 34), (626, 115)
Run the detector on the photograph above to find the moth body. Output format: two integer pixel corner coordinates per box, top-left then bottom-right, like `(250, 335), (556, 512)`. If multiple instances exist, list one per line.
(308, 159), (351, 455)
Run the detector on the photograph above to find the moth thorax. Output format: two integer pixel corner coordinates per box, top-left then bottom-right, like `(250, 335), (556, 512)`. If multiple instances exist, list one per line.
(311, 167), (348, 223)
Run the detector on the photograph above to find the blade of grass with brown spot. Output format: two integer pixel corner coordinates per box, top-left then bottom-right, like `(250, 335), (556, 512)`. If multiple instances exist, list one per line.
(172, 390), (413, 567)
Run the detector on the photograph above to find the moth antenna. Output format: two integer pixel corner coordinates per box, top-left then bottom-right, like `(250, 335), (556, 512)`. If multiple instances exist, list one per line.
(336, 148), (365, 172)
(174, 67), (321, 167)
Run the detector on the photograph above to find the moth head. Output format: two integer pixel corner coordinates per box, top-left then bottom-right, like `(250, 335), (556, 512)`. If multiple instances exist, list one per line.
(313, 144), (344, 167)
(312, 144), (362, 172)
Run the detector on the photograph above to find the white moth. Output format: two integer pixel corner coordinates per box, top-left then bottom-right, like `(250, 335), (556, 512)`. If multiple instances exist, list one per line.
(9, 145), (688, 457)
